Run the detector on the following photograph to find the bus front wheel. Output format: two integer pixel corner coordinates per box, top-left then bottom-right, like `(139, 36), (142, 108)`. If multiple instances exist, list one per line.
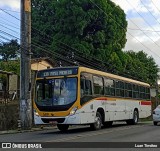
(90, 112), (102, 130)
(57, 124), (69, 132)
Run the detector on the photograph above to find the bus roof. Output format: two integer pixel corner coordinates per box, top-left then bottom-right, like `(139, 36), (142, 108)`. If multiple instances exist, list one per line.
(79, 67), (150, 87)
(37, 66), (150, 87)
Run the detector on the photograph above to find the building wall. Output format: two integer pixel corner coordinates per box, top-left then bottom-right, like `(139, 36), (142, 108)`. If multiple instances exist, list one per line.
(9, 75), (18, 92)
(31, 60), (54, 71)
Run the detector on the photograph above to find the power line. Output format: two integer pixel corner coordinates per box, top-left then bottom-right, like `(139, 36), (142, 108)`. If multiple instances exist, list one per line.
(31, 24), (156, 71)
(0, 38), (8, 43)
(127, 28), (160, 33)
(31, 42), (112, 73)
(125, 0), (160, 57)
(31, 40), (146, 80)
(126, 0), (160, 37)
(0, 39), (5, 43)
(0, 35), (12, 41)
(0, 17), (20, 27)
(31, 27), (117, 73)
(89, 0), (160, 60)
(0, 28), (73, 64)
(0, 8), (20, 21)
(2, 1), (159, 62)
(31, 34), (108, 70)
(31, 29), (112, 69)
(0, 23), (20, 34)
(29, 2), (160, 73)
(0, 20), (20, 30)
(127, 18), (160, 49)
(151, 0), (160, 14)
(0, 29), (20, 40)
(139, 0), (160, 25)
(0, 9), (20, 13)
(0, 2), (159, 77)
(0, 30), (26, 55)
(0, 24), (148, 80)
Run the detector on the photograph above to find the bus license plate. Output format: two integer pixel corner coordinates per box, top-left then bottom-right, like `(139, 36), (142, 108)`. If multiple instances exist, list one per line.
(49, 121), (57, 125)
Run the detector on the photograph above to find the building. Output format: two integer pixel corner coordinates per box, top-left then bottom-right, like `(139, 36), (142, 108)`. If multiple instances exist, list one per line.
(31, 58), (55, 71)
(0, 58), (55, 100)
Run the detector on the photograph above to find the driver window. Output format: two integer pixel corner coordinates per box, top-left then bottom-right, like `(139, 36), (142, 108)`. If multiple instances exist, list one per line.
(80, 73), (92, 97)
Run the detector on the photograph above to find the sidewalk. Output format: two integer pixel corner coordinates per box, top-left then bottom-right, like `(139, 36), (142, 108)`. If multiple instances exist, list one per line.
(0, 125), (57, 135)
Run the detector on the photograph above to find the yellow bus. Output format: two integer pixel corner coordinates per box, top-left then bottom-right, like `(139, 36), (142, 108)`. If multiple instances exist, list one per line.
(34, 66), (151, 131)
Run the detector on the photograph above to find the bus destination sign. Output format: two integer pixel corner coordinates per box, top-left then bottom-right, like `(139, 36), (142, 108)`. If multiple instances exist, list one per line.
(43, 70), (72, 76)
(37, 68), (78, 78)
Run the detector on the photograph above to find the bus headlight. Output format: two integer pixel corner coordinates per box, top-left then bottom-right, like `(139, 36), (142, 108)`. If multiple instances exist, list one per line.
(70, 107), (78, 116)
(34, 109), (39, 117)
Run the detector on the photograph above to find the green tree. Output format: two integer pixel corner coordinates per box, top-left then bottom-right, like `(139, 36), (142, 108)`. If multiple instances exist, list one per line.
(32, 0), (127, 62)
(125, 50), (158, 85)
(0, 60), (20, 86)
(31, 0), (158, 85)
(0, 40), (20, 84)
(0, 40), (19, 61)
(0, 60), (20, 75)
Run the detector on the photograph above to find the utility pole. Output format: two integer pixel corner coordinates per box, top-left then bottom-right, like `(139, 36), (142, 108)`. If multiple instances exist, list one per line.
(20, 0), (32, 129)
(156, 79), (159, 107)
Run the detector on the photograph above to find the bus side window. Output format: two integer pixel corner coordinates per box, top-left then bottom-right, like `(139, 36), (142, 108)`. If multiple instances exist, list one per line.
(80, 79), (92, 97)
(140, 86), (145, 99)
(104, 78), (115, 96)
(93, 76), (104, 95)
(125, 83), (132, 98)
(146, 87), (150, 100)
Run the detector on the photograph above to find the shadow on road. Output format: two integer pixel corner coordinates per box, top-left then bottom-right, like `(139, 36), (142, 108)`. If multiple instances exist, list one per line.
(39, 122), (142, 135)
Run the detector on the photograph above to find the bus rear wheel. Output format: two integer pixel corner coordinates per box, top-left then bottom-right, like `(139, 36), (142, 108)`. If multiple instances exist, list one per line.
(57, 124), (69, 132)
(90, 112), (102, 130)
(126, 110), (139, 125)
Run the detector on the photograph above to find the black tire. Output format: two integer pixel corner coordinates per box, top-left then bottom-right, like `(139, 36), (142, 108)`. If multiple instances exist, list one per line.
(90, 112), (102, 130)
(126, 110), (139, 125)
(103, 121), (113, 127)
(153, 121), (158, 126)
(57, 124), (69, 132)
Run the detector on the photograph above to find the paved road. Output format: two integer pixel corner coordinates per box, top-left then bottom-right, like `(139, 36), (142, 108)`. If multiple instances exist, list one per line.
(0, 121), (160, 151)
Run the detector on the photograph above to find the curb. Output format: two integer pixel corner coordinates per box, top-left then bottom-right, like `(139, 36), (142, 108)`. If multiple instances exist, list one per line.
(0, 126), (57, 135)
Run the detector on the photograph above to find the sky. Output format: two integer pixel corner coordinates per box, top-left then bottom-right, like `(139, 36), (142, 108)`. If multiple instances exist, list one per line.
(0, 0), (160, 67)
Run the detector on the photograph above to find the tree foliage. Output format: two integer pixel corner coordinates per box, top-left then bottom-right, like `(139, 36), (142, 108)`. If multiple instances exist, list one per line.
(0, 40), (20, 81)
(0, 60), (20, 75)
(32, 0), (127, 60)
(0, 60), (20, 85)
(123, 51), (158, 85)
(0, 40), (19, 61)
(31, 0), (159, 85)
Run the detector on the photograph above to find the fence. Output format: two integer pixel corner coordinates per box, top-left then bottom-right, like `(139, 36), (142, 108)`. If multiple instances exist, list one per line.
(0, 90), (19, 130)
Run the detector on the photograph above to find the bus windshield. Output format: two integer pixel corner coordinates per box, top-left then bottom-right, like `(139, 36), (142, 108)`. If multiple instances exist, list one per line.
(36, 77), (77, 106)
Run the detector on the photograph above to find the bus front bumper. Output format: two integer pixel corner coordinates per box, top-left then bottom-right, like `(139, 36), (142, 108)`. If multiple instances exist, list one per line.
(34, 113), (81, 125)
